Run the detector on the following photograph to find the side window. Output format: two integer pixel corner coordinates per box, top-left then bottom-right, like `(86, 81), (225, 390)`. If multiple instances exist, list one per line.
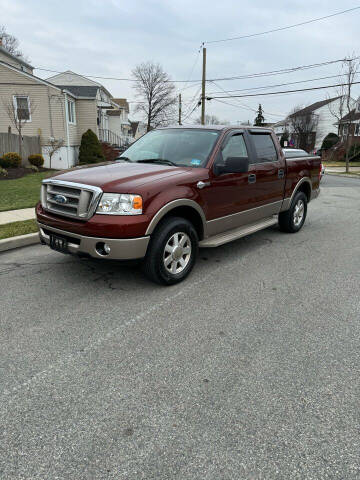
(222, 134), (248, 161)
(251, 134), (278, 163)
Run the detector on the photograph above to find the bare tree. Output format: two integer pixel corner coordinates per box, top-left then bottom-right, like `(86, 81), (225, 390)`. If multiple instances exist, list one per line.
(0, 25), (28, 60)
(328, 56), (359, 172)
(43, 138), (64, 169)
(288, 105), (318, 151)
(2, 94), (36, 164)
(132, 62), (177, 131)
(195, 114), (223, 125)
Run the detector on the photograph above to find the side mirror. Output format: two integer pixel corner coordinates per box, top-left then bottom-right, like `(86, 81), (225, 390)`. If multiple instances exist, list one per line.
(215, 156), (249, 175)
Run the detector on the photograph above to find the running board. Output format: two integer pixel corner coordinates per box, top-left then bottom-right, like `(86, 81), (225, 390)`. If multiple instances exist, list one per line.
(199, 217), (278, 248)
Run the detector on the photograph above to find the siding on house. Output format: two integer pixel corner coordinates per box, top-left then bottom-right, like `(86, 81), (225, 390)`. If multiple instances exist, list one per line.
(75, 99), (98, 143)
(0, 63), (68, 146)
(313, 101), (340, 149)
(0, 49), (33, 74)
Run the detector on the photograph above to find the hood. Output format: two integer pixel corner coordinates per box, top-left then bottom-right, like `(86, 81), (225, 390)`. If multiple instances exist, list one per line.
(51, 162), (193, 192)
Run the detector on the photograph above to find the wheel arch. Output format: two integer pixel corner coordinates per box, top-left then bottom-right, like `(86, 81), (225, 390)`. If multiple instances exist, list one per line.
(145, 199), (207, 240)
(281, 177), (312, 211)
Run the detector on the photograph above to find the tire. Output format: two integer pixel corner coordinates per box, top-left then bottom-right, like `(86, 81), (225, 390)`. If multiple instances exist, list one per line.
(142, 216), (198, 285)
(278, 191), (307, 233)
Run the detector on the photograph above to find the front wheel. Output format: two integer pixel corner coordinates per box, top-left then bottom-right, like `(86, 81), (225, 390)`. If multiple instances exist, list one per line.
(142, 216), (198, 285)
(278, 191), (307, 233)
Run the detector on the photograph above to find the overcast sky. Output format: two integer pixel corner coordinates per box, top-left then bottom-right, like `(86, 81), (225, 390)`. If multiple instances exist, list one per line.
(1, 0), (360, 124)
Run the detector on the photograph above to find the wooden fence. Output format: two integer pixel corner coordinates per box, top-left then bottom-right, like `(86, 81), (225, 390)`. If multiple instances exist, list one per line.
(0, 132), (41, 160)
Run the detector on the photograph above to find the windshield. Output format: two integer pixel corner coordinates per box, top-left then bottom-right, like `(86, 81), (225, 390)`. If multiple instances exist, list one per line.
(118, 128), (221, 168)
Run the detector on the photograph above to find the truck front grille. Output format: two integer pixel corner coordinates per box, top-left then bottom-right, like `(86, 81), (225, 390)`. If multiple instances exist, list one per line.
(41, 179), (103, 220)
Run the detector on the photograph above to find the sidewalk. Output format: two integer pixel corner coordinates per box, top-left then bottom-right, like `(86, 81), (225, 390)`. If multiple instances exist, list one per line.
(0, 208), (36, 226)
(326, 166), (360, 173)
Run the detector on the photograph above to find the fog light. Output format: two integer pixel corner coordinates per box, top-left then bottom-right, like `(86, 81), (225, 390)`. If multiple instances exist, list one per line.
(95, 242), (111, 256)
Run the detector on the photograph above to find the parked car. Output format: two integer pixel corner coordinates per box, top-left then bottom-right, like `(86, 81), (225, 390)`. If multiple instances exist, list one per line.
(37, 126), (321, 285)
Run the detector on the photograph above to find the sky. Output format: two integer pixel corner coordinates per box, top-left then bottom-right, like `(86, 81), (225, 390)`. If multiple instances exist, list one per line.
(1, 0), (360, 125)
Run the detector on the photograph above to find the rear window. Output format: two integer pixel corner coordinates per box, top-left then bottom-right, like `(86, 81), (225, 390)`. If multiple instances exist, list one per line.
(251, 133), (278, 163)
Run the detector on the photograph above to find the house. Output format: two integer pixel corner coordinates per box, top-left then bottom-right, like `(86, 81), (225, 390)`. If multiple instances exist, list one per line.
(0, 46), (79, 168)
(45, 71), (126, 146)
(130, 121), (147, 140)
(106, 98), (133, 145)
(338, 106), (360, 145)
(0, 43), (131, 168)
(273, 97), (342, 151)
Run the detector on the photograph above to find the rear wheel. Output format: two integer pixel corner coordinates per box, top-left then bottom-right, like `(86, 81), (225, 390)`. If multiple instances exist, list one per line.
(278, 191), (307, 233)
(142, 216), (198, 285)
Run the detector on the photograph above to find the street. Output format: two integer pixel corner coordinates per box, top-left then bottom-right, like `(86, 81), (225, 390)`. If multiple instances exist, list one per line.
(0, 175), (359, 479)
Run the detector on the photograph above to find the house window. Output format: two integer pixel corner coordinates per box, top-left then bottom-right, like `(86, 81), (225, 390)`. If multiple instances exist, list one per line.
(67, 99), (76, 124)
(13, 95), (31, 121)
(355, 123), (360, 136)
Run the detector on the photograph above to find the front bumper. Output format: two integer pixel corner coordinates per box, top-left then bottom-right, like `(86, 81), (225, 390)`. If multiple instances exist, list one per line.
(38, 222), (150, 260)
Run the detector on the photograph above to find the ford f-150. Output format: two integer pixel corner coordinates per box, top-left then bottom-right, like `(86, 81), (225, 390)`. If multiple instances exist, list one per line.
(36, 125), (321, 284)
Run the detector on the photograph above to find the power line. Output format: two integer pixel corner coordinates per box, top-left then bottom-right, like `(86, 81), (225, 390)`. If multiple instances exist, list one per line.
(207, 72), (360, 95)
(204, 6), (360, 44)
(207, 59), (355, 82)
(34, 57), (353, 84)
(207, 80), (360, 99)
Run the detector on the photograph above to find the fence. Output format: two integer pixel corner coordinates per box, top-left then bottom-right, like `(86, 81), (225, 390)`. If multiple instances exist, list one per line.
(0, 132), (41, 160)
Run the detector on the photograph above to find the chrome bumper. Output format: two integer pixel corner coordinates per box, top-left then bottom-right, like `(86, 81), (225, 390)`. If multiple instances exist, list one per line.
(38, 222), (150, 260)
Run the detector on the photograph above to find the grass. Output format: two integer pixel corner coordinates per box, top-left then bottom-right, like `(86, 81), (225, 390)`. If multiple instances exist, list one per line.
(0, 171), (51, 212)
(0, 219), (38, 240)
(323, 161), (360, 167)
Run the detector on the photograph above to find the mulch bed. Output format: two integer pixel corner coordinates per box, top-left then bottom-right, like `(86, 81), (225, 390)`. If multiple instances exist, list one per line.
(0, 167), (51, 181)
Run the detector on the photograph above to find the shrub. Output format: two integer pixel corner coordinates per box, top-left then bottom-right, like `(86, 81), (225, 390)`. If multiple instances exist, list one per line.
(79, 129), (105, 164)
(0, 152), (22, 168)
(28, 154), (44, 167)
(321, 133), (339, 151)
(29, 164), (39, 173)
(0, 167), (8, 177)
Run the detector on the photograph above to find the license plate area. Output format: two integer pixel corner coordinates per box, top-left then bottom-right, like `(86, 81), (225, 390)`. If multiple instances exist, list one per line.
(49, 234), (69, 254)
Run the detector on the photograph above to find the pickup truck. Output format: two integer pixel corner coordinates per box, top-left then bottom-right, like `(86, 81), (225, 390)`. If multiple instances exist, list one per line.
(36, 125), (321, 285)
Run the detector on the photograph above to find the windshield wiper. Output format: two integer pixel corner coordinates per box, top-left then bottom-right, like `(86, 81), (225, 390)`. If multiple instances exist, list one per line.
(137, 158), (177, 167)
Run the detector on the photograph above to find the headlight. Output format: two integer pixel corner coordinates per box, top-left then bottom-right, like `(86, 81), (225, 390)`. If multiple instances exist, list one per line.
(96, 193), (143, 215)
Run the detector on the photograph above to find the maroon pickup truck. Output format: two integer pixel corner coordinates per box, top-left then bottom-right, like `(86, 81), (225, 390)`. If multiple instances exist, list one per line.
(36, 126), (320, 285)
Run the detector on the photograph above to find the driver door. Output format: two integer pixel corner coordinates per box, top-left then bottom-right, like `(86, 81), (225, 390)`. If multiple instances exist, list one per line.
(199, 130), (258, 234)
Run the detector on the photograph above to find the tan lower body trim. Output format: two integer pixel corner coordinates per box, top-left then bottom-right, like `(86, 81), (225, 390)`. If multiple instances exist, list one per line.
(205, 200), (283, 237)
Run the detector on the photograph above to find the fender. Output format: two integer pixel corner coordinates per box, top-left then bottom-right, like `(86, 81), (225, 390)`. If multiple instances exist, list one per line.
(281, 177), (312, 212)
(145, 199), (207, 236)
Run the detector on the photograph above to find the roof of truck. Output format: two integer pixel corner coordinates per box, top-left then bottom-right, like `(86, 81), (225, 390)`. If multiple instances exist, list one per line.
(158, 124), (273, 132)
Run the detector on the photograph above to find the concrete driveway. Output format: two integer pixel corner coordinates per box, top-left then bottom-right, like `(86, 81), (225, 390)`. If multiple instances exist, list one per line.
(0, 175), (359, 479)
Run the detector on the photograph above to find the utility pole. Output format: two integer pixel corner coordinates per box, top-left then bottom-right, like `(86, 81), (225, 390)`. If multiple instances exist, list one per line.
(178, 93), (182, 125)
(201, 47), (206, 125)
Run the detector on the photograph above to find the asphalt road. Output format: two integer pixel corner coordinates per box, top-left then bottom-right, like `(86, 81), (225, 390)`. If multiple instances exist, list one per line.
(0, 175), (359, 479)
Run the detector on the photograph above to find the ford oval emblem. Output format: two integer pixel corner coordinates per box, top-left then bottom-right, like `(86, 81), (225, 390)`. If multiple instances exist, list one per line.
(53, 194), (68, 204)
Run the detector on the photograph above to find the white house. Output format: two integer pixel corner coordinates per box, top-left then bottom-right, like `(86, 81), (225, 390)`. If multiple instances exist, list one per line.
(106, 98), (133, 145)
(273, 97), (342, 151)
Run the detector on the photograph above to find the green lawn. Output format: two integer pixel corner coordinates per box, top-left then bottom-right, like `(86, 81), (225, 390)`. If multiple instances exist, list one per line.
(0, 219), (38, 240)
(0, 171), (51, 212)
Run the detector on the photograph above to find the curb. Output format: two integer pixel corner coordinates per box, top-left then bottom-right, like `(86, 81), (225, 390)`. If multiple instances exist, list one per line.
(326, 172), (360, 179)
(0, 233), (40, 253)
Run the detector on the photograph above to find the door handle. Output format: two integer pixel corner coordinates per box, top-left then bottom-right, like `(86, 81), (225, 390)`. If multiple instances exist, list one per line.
(197, 181), (210, 189)
(248, 174), (256, 184)
(278, 169), (285, 179)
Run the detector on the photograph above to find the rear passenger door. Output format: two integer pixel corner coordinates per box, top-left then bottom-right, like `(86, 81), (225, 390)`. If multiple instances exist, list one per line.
(247, 131), (286, 213)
